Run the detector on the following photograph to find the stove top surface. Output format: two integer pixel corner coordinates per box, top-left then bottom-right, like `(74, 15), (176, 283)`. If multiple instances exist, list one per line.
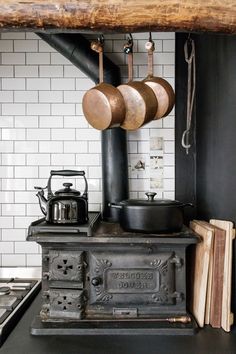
(94, 222), (197, 238)
(28, 212), (198, 241)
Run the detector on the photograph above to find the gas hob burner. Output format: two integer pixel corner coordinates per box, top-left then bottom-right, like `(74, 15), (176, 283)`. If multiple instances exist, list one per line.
(0, 269), (41, 347)
(0, 287), (10, 296)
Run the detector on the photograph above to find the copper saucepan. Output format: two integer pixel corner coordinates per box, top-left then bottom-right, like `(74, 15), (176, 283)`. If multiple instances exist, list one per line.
(117, 35), (157, 131)
(82, 37), (126, 130)
(143, 34), (175, 119)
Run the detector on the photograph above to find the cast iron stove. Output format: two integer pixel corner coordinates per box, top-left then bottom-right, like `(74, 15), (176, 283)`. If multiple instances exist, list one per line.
(27, 212), (198, 335)
(0, 268), (41, 347)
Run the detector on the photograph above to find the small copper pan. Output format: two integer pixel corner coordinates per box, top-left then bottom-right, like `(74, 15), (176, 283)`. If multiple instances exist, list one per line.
(143, 34), (175, 119)
(82, 37), (126, 130)
(117, 35), (157, 131)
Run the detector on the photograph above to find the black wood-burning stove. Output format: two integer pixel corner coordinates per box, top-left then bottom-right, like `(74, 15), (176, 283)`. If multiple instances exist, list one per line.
(23, 34), (199, 335)
(27, 212), (198, 335)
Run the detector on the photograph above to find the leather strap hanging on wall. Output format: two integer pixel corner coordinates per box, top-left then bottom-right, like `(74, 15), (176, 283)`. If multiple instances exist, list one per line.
(181, 36), (196, 154)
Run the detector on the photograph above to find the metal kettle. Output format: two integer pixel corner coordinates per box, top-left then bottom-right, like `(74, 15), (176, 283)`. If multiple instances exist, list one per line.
(35, 170), (88, 224)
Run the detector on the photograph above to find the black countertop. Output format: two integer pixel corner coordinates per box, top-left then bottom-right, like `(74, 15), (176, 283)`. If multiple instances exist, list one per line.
(1, 293), (236, 354)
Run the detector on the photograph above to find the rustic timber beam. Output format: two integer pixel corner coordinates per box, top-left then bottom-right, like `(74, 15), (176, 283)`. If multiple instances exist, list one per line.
(0, 0), (236, 34)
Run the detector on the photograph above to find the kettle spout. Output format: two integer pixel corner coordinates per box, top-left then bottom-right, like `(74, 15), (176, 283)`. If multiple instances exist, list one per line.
(34, 187), (47, 216)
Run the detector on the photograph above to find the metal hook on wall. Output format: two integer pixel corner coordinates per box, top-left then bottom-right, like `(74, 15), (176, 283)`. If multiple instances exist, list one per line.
(127, 33), (133, 44)
(124, 33), (133, 54)
(98, 34), (104, 44)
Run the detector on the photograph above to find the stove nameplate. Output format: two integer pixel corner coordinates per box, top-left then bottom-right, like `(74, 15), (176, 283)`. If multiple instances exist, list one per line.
(106, 268), (159, 293)
(89, 250), (177, 308)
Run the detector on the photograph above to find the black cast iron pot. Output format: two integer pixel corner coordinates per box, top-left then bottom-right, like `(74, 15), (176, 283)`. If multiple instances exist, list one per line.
(110, 192), (192, 234)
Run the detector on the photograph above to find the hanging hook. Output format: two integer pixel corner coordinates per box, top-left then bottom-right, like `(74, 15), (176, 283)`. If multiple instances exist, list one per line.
(91, 34), (104, 53)
(149, 32), (152, 42)
(98, 34), (104, 45)
(148, 32), (155, 48)
(127, 33), (133, 46)
(145, 32), (155, 52)
(181, 129), (191, 150)
(184, 37), (194, 63)
(124, 33), (133, 54)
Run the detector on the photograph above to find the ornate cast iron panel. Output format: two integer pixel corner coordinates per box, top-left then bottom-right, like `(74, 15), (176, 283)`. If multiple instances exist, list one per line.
(48, 250), (84, 288)
(89, 251), (183, 308)
(47, 289), (85, 320)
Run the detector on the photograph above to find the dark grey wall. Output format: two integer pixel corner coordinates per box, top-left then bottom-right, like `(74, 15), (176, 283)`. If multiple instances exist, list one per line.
(176, 33), (236, 316)
(195, 34), (236, 222)
(175, 34), (197, 223)
(176, 32), (236, 223)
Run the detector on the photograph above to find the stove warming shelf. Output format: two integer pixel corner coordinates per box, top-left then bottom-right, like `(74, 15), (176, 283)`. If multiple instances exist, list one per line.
(28, 212), (101, 237)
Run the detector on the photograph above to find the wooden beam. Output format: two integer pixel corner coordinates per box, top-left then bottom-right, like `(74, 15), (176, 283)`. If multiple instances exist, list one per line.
(0, 0), (236, 34)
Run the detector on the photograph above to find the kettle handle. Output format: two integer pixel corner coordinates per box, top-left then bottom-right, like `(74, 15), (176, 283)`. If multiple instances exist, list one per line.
(50, 170), (85, 177)
(47, 170), (88, 199)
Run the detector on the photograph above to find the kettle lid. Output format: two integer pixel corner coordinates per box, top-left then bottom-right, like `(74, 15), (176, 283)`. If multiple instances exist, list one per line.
(55, 182), (80, 196)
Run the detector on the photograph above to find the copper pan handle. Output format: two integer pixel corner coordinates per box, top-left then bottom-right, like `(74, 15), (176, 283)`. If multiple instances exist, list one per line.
(145, 32), (155, 78)
(127, 51), (133, 82)
(91, 36), (104, 84)
(99, 50), (104, 84)
(123, 34), (133, 82)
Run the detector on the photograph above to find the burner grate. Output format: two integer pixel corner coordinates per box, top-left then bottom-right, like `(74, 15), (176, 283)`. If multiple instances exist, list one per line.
(0, 296), (18, 310)
(0, 287), (10, 296)
(0, 275), (41, 347)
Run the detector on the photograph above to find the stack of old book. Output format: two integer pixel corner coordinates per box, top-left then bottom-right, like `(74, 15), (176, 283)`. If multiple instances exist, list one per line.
(190, 219), (235, 332)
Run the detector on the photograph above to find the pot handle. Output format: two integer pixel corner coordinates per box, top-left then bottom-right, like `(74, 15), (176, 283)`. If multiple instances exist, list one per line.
(47, 170), (88, 199)
(108, 202), (122, 209)
(183, 203), (194, 208)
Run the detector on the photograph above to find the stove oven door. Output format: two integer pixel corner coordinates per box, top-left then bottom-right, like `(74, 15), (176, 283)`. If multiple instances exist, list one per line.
(87, 249), (185, 318)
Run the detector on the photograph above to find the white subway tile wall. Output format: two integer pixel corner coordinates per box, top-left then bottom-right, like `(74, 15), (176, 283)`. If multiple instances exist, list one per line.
(0, 32), (175, 267)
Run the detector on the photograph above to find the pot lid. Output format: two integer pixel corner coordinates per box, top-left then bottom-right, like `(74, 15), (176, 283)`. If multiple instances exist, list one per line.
(120, 192), (183, 206)
(55, 182), (81, 196)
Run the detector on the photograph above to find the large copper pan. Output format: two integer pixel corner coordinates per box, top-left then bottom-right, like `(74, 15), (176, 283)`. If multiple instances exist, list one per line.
(82, 37), (126, 130)
(117, 36), (157, 131)
(143, 35), (175, 119)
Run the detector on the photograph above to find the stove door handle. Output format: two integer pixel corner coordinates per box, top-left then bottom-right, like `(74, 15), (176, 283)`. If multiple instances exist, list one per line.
(91, 277), (102, 286)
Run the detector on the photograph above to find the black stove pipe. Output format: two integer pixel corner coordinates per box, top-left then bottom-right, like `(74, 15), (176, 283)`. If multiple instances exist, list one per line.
(37, 33), (120, 86)
(37, 33), (129, 222)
